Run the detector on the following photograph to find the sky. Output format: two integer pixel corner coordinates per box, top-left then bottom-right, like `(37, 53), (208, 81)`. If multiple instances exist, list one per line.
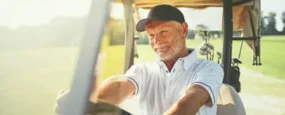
(0, 0), (284, 31)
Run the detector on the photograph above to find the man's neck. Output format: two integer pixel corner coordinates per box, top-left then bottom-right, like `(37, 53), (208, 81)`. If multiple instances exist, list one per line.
(163, 48), (189, 71)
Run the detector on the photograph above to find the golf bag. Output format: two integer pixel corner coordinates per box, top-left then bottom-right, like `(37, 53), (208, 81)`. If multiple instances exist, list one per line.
(222, 65), (241, 93)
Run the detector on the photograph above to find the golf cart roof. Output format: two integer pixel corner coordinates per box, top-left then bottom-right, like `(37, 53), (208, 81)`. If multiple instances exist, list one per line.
(114, 0), (254, 8)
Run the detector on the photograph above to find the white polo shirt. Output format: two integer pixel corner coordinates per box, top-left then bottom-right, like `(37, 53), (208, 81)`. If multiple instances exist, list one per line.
(123, 49), (224, 115)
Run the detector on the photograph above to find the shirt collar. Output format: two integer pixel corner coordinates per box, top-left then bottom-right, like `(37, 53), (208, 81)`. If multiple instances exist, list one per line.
(156, 48), (198, 70)
(180, 48), (198, 70)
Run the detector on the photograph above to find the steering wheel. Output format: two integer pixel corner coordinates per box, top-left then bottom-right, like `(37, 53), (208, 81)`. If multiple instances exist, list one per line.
(86, 102), (132, 115)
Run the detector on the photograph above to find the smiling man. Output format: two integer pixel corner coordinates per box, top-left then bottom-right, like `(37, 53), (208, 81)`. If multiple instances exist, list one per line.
(92, 4), (224, 115)
(56, 4), (224, 115)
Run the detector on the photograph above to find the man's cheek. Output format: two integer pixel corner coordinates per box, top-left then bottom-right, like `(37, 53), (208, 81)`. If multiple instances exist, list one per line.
(150, 44), (157, 53)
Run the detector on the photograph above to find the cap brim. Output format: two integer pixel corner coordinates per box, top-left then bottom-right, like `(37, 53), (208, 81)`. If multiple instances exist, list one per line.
(136, 18), (153, 32)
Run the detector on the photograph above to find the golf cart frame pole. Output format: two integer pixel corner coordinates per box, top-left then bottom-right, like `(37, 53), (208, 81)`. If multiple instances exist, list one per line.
(63, 0), (112, 115)
(122, 0), (135, 73)
(222, 0), (233, 84)
(223, 0), (261, 84)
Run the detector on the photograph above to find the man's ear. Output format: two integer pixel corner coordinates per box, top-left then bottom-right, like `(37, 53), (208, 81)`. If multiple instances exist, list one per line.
(182, 22), (188, 39)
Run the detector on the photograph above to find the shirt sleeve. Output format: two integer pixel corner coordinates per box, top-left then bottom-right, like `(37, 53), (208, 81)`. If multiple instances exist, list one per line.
(192, 62), (224, 107)
(121, 63), (146, 96)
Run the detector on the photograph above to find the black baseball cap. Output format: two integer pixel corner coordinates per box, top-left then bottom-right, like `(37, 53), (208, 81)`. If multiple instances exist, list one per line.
(136, 4), (185, 32)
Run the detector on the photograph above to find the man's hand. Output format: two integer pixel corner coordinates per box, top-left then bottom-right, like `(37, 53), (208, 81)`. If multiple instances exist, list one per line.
(89, 76), (136, 105)
(54, 53), (135, 114)
(163, 84), (210, 115)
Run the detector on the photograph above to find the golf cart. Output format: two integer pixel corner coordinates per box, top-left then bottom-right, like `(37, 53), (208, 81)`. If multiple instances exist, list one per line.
(61, 0), (262, 115)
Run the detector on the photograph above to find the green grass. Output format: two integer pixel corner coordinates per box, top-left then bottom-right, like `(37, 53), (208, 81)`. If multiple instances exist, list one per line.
(0, 35), (285, 115)
(246, 36), (285, 79)
(188, 35), (285, 80)
(0, 48), (79, 115)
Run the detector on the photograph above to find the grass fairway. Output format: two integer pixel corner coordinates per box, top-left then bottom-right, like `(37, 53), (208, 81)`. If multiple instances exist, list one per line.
(0, 48), (79, 115)
(0, 35), (284, 115)
(188, 35), (285, 80)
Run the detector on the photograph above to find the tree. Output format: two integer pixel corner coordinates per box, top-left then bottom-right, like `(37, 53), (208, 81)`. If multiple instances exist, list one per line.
(260, 11), (265, 32)
(282, 11), (285, 33)
(264, 12), (278, 35)
(195, 24), (208, 39)
(196, 24), (208, 31)
(108, 18), (125, 45)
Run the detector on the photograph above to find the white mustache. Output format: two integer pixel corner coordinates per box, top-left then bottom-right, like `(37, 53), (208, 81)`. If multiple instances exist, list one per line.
(155, 44), (169, 49)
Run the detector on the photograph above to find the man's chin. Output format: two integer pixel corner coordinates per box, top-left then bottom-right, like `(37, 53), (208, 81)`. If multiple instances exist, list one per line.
(158, 55), (173, 61)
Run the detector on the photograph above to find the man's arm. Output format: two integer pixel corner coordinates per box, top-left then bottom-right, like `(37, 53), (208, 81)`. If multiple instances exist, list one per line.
(164, 62), (224, 115)
(54, 76), (136, 114)
(89, 76), (136, 105)
(163, 84), (210, 115)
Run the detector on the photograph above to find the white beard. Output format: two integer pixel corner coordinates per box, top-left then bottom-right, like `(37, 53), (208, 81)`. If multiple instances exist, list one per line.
(158, 40), (184, 61)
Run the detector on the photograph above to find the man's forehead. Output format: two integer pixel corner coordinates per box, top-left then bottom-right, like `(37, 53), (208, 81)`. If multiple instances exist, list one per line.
(145, 20), (177, 30)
